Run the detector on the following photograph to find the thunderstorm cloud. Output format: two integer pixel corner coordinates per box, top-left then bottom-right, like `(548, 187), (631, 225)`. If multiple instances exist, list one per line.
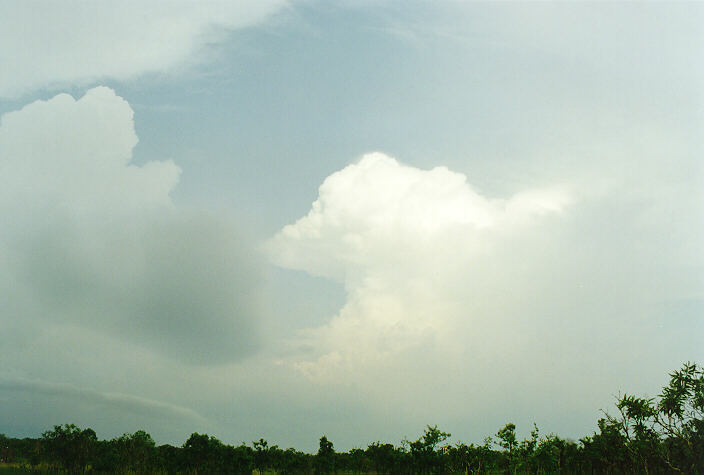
(0, 87), (262, 365)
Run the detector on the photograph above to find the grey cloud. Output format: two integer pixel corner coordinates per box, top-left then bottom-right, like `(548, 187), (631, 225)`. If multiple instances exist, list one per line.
(13, 211), (263, 365)
(0, 88), (263, 365)
(0, 377), (206, 424)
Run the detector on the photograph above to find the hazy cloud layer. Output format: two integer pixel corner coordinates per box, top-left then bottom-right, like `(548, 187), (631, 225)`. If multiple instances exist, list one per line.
(0, 87), (262, 364)
(0, 0), (287, 98)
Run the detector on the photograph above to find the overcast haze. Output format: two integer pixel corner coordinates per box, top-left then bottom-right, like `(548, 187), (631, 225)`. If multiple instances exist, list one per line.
(1, 1), (702, 451)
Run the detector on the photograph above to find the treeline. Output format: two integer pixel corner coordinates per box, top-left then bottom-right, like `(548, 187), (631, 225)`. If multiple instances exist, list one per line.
(1, 362), (701, 474)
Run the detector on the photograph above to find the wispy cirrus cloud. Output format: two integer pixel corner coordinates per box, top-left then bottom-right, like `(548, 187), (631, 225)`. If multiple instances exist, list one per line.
(0, 0), (288, 98)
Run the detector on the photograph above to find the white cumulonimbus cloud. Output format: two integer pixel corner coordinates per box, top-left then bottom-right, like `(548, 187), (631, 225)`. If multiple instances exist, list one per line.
(267, 152), (571, 380)
(0, 87), (262, 365)
(0, 0), (287, 98)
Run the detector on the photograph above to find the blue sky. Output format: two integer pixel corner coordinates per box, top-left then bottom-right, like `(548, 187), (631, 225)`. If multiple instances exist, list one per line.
(0, 1), (702, 451)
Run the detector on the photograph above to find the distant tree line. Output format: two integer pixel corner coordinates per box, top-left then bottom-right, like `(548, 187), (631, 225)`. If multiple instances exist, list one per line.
(0, 362), (701, 473)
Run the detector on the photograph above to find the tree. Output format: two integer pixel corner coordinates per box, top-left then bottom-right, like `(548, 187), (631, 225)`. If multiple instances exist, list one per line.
(315, 435), (335, 474)
(656, 361), (704, 472)
(221, 444), (254, 474)
(513, 423), (540, 472)
(496, 422), (517, 470)
(367, 441), (401, 474)
(408, 425), (451, 474)
(532, 433), (573, 473)
(277, 447), (311, 474)
(605, 361), (704, 472)
(253, 437), (280, 473)
(113, 429), (156, 473)
(447, 442), (477, 473)
(580, 417), (630, 472)
(183, 432), (224, 472)
(156, 444), (183, 474)
(608, 393), (660, 472)
(0, 434), (8, 464)
(41, 424), (97, 472)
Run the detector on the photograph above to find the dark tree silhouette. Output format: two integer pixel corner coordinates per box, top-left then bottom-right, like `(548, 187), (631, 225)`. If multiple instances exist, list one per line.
(315, 435), (335, 474)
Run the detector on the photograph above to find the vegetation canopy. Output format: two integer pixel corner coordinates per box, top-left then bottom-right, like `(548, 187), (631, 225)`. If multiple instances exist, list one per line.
(0, 362), (701, 473)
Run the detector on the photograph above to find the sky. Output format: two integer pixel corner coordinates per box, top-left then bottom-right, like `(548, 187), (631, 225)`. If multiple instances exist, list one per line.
(0, 0), (703, 452)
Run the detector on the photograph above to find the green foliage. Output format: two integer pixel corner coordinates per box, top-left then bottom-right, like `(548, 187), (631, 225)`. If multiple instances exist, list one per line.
(183, 432), (225, 472)
(40, 423), (97, 472)
(657, 362), (704, 472)
(314, 435), (335, 474)
(407, 425), (451, 474)
(366, 441), (402, 473)
(107, 429), (156, 473)
(222, 443), (256, 474)
(602, 361), (704, 472)
(0, 433), (8, 463)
